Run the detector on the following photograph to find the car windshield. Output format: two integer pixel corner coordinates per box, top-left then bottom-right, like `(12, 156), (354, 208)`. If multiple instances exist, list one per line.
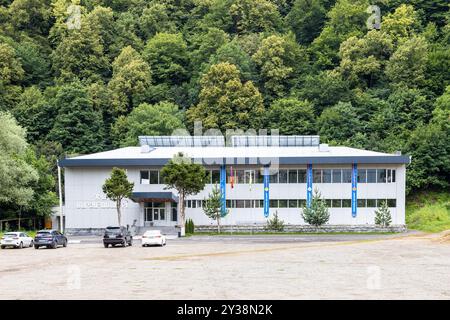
(105, 228), (121, 234)
(145, 231), (161, 236)
(4, 233), (18, 237)
(37, 231), (51, 235)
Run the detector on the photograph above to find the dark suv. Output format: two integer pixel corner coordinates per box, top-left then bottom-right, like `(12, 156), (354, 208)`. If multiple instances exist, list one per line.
(34, 230), (68, 249)
(103, 226), (132, 248)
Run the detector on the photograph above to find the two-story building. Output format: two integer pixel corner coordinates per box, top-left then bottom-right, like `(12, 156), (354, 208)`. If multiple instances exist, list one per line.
(59, 135), (410, 234)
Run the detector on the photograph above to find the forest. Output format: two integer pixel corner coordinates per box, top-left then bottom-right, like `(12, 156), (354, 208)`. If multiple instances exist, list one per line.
(0, 0), (448, 225)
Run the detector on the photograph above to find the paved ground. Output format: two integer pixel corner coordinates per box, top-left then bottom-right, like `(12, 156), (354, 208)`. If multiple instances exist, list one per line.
(1, 232), (449, 300)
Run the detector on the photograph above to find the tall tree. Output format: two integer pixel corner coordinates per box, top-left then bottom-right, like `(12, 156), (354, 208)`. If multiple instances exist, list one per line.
(112, 101), (186, 147)
(0, 42), (24, 110)
(108, 46), (152, 115)
(186, 62), (265, 130)
(47, 82), (105, 154)
(286, 0), (327, 45)
(266, 98), (316, 135)
(160, 152), (208, 236)
(102, 167), (134, 227)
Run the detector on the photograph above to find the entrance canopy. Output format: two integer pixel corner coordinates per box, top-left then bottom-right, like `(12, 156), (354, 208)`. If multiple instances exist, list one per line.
(131, 192), (178, 203)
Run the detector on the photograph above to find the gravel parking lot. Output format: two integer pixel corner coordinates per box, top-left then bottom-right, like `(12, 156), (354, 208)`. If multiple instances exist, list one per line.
(1, 232), (449, 300)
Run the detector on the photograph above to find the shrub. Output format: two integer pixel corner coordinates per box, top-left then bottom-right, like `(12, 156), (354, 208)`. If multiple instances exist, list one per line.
(266, 211), (285, 232)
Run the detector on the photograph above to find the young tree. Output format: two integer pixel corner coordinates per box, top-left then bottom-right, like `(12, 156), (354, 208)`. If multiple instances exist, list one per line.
(266, 211), (285, 232)
(160, 152), (208, 236)
(102, 167), (134, 227)
(374, 201), (392, 227)
(301, 188), (330, 227)
(203, 185), (229, 233)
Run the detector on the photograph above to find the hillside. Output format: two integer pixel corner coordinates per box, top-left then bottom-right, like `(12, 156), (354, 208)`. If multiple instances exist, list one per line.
(406, 191), (450, 232)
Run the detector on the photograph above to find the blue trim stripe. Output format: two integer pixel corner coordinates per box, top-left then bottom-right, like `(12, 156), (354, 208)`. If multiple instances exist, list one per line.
(306, 164), (313, 208)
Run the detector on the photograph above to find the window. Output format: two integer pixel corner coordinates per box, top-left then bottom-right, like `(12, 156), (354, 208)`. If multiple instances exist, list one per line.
(377, 199), (387, 207)
(192, 200), (197, 208)
(298, 169), (307, 183)
(244, 170), (254, 184)
(171, 208), (177, 222)
(322, 169), (332, 183)
(332, 169), (342, 183)
(270, 199), (278, 208)
(254, 200), (261, 208)
(342, 169), (352, 183)
(140, 171), (149, 184)
(325, 199), (332, 207)
(278, 200), (288, 208)
(244, 200), (252, 208)
(342, 199), (351, 207)
(149, 170), (159, 184)
(159, 210), (165, 220)
(235, 170), (245, 184)
(377, 169), (386, 183)
(367, 169), (377, 183)
(226, 199), (232, 208)
(256, 169), (264, 183)
(387, 199), (396, 207)
(392, 170), (396, 183)
(357, 199), (366, 207)
(288, 170), (298, 183)
(387, 169), (396, 183)
(211, 170), (220, 184)
(298, 199), (306, 207)
(278, 170), (288, 183)
(313, 169), (322, 183)
(357, 169), (367, 183)
(270, 172), (278, 184)
(288, 199), (298, 208)
(367, 199), (376, 207)
(332, 199), (342, 208)
(236, 200), (245, 208)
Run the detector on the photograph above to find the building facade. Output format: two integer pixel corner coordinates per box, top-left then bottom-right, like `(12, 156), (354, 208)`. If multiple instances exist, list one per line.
(59, 136), (410, 233)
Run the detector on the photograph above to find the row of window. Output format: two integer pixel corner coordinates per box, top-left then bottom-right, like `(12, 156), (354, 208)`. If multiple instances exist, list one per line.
(184, 199), (396, 209)
(140, 168), (396, 185)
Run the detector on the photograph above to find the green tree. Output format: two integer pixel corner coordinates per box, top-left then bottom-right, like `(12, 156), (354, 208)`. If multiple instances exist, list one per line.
(47, 82), (105, 154)
(317, 102), (361, 143)
(266, 98), (316, 135)
(112, 101), (186, 147)
(12, 86), (56, 143)
(253, 34), (307, 100)
(186, 62), (264, 130)
(203, 184), (229, 233)
(143, 32), (188, 85)
(382, 4), (422, 42)
(374, 200), (392, 227)
(160, 152), (208, 236)
(108, 46), (152, 115)
(8, 0), (52, 35)
(0, 42), (24, 110)
(229, 0), (284, 34)
(286, 0), (327, 45)
(386, 37), (428, 88)
(266, 211), (285, 231)
(102, 167), (134, 227)
(0, 112), (38, 225)
(301, 188), (329, 227)
(139, 2), (176, 40)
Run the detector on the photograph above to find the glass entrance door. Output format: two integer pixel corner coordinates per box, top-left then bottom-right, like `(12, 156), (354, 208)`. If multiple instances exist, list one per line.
(144, 202), (166, 226)
(153, 208), (165, 221)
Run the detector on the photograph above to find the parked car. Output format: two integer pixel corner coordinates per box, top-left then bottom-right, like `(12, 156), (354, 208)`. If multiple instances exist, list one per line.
(1, 232), (34, 249)
(34, 230), (67, 249)
(142, 230), (166, 247)
(103, 226), (132, 248)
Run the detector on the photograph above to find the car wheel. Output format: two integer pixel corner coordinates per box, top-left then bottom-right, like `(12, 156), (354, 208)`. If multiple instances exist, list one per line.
(52, 241), (57, 249)
(34, 245), (39, 249)
(29, 240), (34, 247)
(129, 239), (133, 246)
(18, 242), (23, 249)
(104, 243), (109, 248)
(63, 239), (67, 247)
(123, 240), (127, 247)
(1, 246), (5, 249)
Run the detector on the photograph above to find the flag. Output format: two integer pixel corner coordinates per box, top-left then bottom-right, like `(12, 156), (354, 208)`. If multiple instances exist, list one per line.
(230, 166), (234, 189)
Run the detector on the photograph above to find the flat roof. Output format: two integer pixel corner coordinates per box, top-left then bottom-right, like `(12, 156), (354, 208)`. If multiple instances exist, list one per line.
(59, 146), (410, 167)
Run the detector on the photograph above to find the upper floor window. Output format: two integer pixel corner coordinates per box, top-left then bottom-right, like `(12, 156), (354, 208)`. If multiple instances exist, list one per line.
(140, 170), (161, 184)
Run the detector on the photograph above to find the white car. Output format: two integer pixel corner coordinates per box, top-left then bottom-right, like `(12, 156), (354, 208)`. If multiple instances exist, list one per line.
(141, 230), (166, 247)
(1, 232), (34, 249)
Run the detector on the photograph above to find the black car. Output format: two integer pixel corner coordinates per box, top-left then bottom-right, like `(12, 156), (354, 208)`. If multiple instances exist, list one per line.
(34, 230), (68, 249)
(103, 226), (132, 248)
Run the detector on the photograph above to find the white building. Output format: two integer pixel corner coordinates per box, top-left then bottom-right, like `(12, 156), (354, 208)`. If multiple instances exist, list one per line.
(59, 136), (410, 233)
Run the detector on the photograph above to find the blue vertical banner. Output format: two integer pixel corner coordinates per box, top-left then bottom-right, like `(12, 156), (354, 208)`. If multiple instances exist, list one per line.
(306, 164), (313, 208)
(351, 163), (357, 218)
(220, 165), (226, 216)
(263, 167), (270, 218)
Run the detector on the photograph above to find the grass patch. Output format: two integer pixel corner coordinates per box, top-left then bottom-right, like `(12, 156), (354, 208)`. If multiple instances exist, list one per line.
(406, 191), (450, 233)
